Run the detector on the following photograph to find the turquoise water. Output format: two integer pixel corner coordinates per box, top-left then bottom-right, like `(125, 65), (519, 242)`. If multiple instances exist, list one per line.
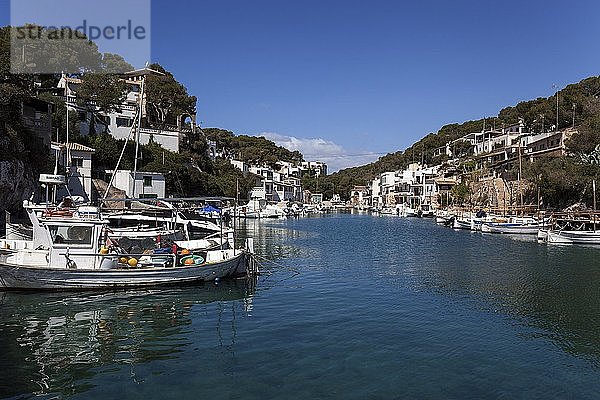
(2, 213), (600, 399)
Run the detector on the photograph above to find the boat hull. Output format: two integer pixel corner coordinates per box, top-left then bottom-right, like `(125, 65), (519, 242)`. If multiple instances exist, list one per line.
(0, 252), (251, 290)
(481, 223), (541, 235)
(546, 230), (600, 245)
(453, 219), (472, 230)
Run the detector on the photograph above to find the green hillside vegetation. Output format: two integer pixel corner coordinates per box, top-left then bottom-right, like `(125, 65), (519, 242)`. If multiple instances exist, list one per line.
(310, 76), (600, 208)
(203, 128), (303, 166)
(3, 23), (600, 208)
(0, 25), (295, 203)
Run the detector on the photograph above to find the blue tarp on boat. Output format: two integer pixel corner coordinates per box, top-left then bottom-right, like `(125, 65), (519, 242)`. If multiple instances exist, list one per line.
(201, 205), (221, 213)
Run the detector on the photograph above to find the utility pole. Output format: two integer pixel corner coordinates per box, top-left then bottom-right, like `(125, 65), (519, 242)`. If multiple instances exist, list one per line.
(572, 103), (576, 129)
(540, 114), (545, 133)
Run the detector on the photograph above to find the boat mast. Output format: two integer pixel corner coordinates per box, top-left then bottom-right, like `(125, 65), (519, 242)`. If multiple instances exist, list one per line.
(234, 178), (239, 255)
(518, 136), (523, 216)
(594, 179), (597, 232)
(132, 73), (146, 199)
(65, 80), (71, 203)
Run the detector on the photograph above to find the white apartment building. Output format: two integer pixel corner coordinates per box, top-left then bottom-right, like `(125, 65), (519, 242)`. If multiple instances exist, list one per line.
(246, 165), (303, 203)
(369, 163), (441, 209)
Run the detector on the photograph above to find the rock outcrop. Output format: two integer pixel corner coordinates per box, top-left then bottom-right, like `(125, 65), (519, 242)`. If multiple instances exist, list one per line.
(0, 159), (38, 213)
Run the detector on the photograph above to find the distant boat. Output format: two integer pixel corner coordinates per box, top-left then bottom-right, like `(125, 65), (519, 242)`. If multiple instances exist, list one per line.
(434, 210), (453, 225)
(452, 218), (472, 230)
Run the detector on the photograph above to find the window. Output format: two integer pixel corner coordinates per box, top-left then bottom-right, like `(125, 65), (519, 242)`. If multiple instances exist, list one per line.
(143, 176), (153, 187)
(49, 225), (93, 246)
(72, 157), (84, 167)
(116, 117), (133, 127)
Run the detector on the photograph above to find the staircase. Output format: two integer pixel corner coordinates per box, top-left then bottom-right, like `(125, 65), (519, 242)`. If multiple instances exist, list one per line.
(470, 177), (510, 211)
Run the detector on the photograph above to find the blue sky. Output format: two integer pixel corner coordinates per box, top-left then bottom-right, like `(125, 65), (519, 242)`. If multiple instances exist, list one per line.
(3, 0), (600, 171)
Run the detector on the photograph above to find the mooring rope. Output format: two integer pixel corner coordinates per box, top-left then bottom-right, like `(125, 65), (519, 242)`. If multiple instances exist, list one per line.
(252, 253), (301, 280)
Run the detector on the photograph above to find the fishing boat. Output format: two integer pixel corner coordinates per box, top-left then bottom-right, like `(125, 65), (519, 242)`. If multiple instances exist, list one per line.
(546, 230), (600, 244)
(481, 217), (545, 235)
(403, 205), (419, 218)
(5, 211), (33, 240)
(259, 204), (286, 219)
(434, 210), (453, 225)
(0, 201), (255, 290)
(543, 212), (600, 245)
(452, 218), (472, 230)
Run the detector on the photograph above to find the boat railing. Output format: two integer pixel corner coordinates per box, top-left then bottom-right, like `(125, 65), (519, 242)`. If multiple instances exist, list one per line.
(546, 211), (600, 232)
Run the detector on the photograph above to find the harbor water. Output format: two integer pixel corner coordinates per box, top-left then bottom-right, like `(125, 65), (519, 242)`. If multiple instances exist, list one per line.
(2, 213), (600, 399)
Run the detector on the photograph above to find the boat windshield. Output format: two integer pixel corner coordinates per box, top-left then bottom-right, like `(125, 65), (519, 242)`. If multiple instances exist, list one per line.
(49, 225), (93, 246)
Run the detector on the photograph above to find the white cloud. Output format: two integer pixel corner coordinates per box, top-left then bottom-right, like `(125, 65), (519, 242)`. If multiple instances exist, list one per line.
(258, 132), (381, 172)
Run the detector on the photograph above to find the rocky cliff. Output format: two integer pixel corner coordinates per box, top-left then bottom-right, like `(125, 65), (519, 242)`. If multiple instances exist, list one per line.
(0, 159), (38, 216)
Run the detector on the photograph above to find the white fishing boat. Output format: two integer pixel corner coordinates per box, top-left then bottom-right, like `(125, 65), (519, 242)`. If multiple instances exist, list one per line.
(259, 204), (285, 219)
(543, 212), (600, 245)
(237, 199), (264, 219)
(452, 218), (472, 230)
(546, 230), (600, 244)
(481, 217), (545, 235)
(434, 210), (453, 225)
(403, 206), (418, 217)
(0, 201), (255, 290)
(380, 207), (395, 215)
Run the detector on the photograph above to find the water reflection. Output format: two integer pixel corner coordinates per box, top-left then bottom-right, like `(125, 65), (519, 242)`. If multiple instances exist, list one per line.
(0, 279), (256, 399)
(343, 216), (600, 367)
(250, 214), (600, 368)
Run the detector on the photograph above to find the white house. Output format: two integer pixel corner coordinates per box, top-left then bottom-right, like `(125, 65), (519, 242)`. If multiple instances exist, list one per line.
(57, 68), (193, 153)
(230, 159), (249, 173)
(370, 175), (382, 208)
(350, 185), (369, 207)
(52, 142), (95, 202)
(300, 161), (328, 177)
(368, 163), (441, 210)
(65, 142), (95, 201)
(107, 170), (166, 199)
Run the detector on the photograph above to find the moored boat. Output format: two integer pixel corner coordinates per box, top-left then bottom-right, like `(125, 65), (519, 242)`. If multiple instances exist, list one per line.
(543, 212), (600, 245)
(452, 218), (472, 230)
(481, 217), (546, 235)
(0, 201), (255, 290)
(546, 230), (600, 245)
